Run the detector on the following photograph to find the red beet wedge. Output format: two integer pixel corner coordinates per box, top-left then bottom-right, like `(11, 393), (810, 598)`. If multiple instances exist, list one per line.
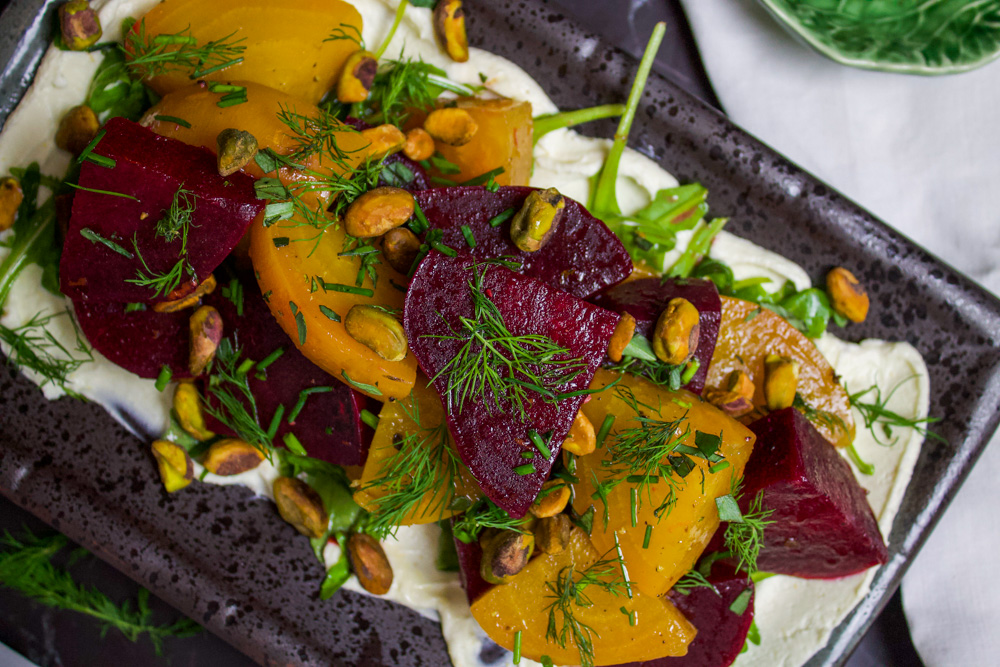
(593, 277), (721, 394)
(414, 186), (632, 300)
(613, 565), (755, 667)
(744, 408), (888, 578)
(405, 252), (620, 517)
(72, 299), (191, 380)
(450, 526), (492, 605)
(60, 117), (264, 304)
(202, 277), (369, 466)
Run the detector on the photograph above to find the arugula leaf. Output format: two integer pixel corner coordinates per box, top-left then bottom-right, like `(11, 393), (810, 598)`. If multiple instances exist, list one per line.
(86, 49), (154, 121)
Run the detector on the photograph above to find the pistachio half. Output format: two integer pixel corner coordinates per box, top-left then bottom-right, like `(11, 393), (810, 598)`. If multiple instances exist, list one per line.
(433, 0), (469, 63)
(381, 227), (421, 274)
(530, 481), (571, 519)
(534, 514), (571, 555)
(59, 0), (102, 51)
(347, 533), (394, 595)
(652, 297), (700, 365)
(826, 267), (869, 323)
(403, 127), (435, 162)
(337, 50), (378, 103)
(173, 382), (214, 441)
(764, 354), (800, 411)
(343, 186), (415, 238)
(510, 187), (565, 253)
(344, 305), (408, 362)
(607, 312), (636, 363)
(216, 129), (258, 177)
(480, 529), (534, 584)
(56, 105), (100, 156)
(0, 177), (23, 232)
(561, 409), (596, 457)
(273, 476), (326, 538)
(424, 107), (478, 146)
(202, 438), (264, 476)
(188, 305), (223, 376)
(150, 439), (194, 493)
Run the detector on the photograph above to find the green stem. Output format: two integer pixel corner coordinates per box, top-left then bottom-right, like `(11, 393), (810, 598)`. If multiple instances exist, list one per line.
(374, 0), (409, 59)
(533, 104), (626, 144)
(0, 199), (55, 310)
(666, 216), (727, 278)
(591, 22), (667, 215)
(846, 442), (875, 475)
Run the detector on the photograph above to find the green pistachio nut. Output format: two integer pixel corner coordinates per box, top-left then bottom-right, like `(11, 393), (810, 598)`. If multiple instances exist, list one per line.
(344, 305), (408, 362)
(510, 187), (565, 252)
(216, 129), (259, 177)
(59, 0), (102, 51)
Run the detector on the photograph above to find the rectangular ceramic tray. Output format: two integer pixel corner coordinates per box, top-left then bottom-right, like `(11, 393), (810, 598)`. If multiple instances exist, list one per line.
(2, 0), (1000, 665)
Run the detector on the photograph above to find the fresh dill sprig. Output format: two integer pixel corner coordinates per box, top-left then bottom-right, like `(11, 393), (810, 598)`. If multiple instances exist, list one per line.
(124, 18), (246, 80)
(672, 568), (716, 595)
(276, 103), (360, 167)
(340, 234), (382, 289)
(204, 339), (274, 458)
(543, 551), (629, 667)
(324, 23), (364, 49)
(126, 186), (197, 298)
(0, 310), (93, 392)
(426, 259), (586, 420)
(848, 377), (943, 446)
(0, 529), (202, 655)
(364, 56), (480, 126)
(451, 498), (530, 544)
(792, 392), (847, 433)
(720, 479), (774, 576)
(360, 395), (462, 540)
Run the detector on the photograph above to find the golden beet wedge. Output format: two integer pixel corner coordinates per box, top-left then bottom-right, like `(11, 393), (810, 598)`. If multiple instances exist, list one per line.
(706, 296), (855, 447)
(354, 379), (480, 523)
(471, 529), (696, 665)
(572, 369), (756, 599)
(127, 0), (362, 104)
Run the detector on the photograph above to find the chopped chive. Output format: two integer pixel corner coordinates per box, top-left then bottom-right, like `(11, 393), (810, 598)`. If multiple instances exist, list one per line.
(256, 347), (284, 372)
(627, 474), (658, 484)
(319, 305), (341, 322)
(459, 224), (476, 248)
(154, 365), (172, 391)
(614, 534), (633, 598)
(289, 301), (307, 345)
(389, 278), (407, 293)
(153, 34), (197, 45)
(80, 228), (134, 259)
(513, 463), (535, 476)
(199, 468), (209, 481)
(459, 166), (504, 186)
(513, 631), (522, 665)
(410, 201), (430, 235)
(408, 243), (430, 277)
(672, 398), (693, 408)
(729, 588), (753, 615)
(528, 430), (551, 458)
(359, 409), (379, 430)
(630, 487), (637, 527)
(709, 461), (731, 474)
(846, 442), (875, 475)
(217, 94), (248, 108)
(266, 405), (286, 441)
(430, 240), (457, 257)
(341, 370), (382, 396)
(282, 432), (307, 455)
(208, 83), (245, 93)
(520, 451), (535, 460)
(67, 183), (137, 200)
(190, 57), (244, 78)
(681, 358), (701, 385)
(83, 152), (116, 168)
(643, 524), (653, 549)
(236, 358), (255, 376)
(124, 302), (146, 312)
(272, 236), (290, 248)
(596, 414), (615, 448)
(620, 606), (635, 625)
(76, 129), (105, 164)
(287, 386), (334, 423)
(317, 280), (374, 297)
(153, 115), (191, 128)
(488, 207), (515, 228)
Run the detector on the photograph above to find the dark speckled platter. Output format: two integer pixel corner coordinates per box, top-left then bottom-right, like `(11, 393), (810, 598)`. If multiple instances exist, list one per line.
(2, 1), (1000, 666)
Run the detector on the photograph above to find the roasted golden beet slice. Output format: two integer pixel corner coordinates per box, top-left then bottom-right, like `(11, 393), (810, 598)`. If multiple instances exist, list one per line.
(706, 297), (855, 448)
(353, 378), (480, 524)
(572, 369), (756, 599)
(471, 529), (696, 665)
(126, 0), (361, 104)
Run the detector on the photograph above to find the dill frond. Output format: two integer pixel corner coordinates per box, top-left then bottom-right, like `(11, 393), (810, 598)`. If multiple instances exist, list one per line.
(721, 480), (774, 576)
(203, 339), (274, 459)
(426, 260), (587, 420)
(0, 529), (201, 655)
(0, 310), (92, 392)
(124, 18), (246, 80)
(848, 377), (943, 446)
(451, 498), (531, 545)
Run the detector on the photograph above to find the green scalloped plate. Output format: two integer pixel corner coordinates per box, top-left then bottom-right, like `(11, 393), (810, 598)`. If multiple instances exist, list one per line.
(758, 0), (1000, 74)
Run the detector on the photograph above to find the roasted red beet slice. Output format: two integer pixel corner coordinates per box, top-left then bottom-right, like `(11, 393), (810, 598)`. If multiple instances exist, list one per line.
(451, 526), (492, 605)
(60, 117), (264, 304)
(72, 299), (192, 380)
(405, 252), (620, 517)
(743, 408), (888, 578)
(201, 276), (369, 466)
(414, 186), (632, 300)
(593, 277), (721, 394)
(613, 565), (755, 667)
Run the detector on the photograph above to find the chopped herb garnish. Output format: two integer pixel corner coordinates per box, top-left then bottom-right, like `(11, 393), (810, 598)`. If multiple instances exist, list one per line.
(425, 259), (586, 420)
(721, 480), (774, 576)
(529, 430), (552, 458)
(513, 462), (536, 476)
(154, 365), (172, 391)
(341, 370), (382, 396)
(255, 348), (284, 373)
(319, 305), (341, 322)
(67, 182), (138, 200)
(595, 414), (615, 449)
(152, 115), (191, 128)
(266, 405), (286, 442)
(460, 166), (505, 187)
(221, 278), (244, 316)
(452, 498), (529, 544)
(848, 377), (943, 446)
(673, 568), (715, 595)
(513, 630), (522, 665)
(642, 524), (653, 549)
(316, 278), (375, 297)
(124, 19), (245, 80)
(488, 207), (516, 228)
(124, 302), (146, 312)
(459, 224), (476, 248)
(289, 301), (307, 345)
(282, 432), (307, 456)
(729, 587), (753, 615)
(204, 340), (274, 458)
(127, 186), (197, 298)
(846, 442), (875, 475)
(287, 386), (334, 424)
(0, 311), (92, 392)
(359, 409), (379, 430)
(272, 236), (290, 248)
(80, 227), (134, 259)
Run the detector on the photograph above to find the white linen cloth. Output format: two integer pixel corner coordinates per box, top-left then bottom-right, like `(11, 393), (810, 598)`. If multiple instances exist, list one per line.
(678, 1), (1000, 665)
